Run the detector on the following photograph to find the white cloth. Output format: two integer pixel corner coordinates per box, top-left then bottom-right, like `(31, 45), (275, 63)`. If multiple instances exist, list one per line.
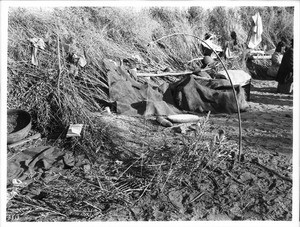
(29, 38), (46, 66)
(248, 12), (263, 49)
(201, 39), (223, 52)
(216, 70), (252, 86)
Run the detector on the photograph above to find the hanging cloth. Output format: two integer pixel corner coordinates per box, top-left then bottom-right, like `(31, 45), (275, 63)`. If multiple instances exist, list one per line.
(29, 38), (46, 66)
(248, 12), (263, 49)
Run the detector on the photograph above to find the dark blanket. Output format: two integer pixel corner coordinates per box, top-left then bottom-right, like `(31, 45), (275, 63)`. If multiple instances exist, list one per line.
(7, 146), (66, 184)
(276, 47), (293, 84)
(167, 76), (248, 114)
(104, 59), (248, 116)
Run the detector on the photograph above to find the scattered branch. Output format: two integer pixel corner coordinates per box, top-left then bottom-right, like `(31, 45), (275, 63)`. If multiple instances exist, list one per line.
(250, 158), (292, 183)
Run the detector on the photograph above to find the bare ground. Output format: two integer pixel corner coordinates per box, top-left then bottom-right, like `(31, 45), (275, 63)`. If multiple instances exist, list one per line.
(210, 79), (293, 157)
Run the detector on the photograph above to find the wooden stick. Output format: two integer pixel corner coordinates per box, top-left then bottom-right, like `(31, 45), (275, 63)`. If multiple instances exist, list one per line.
(187, 56), (218, 63)
(250, 55), (272, 60)
(56, 32), (62, 93)
(136, 68), (211, 77)
(8, 133), (41, 149)
(249, 50), (265, 54)
(250, 158), (292, 183)
(149, 32), (243, 163)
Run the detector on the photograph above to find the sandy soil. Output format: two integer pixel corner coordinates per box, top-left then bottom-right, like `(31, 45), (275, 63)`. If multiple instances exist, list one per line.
(209, 79), (293, 157)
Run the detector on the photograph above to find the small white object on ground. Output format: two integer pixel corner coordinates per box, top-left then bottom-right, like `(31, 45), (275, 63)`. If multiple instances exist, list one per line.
(167, 114), (200, 123)
(156, 116), (173, 127)
(67, 124), (84, 137)
(104, 106), (111, 114)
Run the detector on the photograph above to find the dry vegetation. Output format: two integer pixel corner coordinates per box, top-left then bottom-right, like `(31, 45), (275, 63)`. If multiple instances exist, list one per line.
(6, 6), (294, 221)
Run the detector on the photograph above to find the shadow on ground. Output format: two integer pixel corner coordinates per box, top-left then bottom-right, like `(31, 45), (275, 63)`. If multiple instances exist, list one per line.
(250, 93), (293, 106)
(251, 85), (277, 94)
(210, 109), (293, 155)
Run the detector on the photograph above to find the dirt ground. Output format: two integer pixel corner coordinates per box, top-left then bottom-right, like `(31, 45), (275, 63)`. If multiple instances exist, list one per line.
(209, 79), (293, 157)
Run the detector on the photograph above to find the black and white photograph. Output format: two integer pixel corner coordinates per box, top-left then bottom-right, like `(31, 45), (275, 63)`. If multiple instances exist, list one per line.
(1, 0), (299, 225)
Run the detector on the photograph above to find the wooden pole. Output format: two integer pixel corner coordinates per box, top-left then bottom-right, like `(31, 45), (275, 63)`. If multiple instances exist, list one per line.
(8, 133), (41, 149)
(136, 68), (211, 77)
(56, 32), (62, 93)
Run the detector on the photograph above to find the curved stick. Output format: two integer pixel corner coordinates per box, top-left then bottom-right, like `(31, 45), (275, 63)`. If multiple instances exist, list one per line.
(149, 33), (243, 162)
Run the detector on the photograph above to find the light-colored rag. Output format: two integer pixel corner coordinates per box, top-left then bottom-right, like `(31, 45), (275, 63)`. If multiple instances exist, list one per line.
(202, 39), (223, 52)
(248, 12), (263, 49)
(29, 38), (46, 66)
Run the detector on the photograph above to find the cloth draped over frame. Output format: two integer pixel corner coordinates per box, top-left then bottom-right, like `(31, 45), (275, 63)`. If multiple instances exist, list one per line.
(103, 59), (249, 116)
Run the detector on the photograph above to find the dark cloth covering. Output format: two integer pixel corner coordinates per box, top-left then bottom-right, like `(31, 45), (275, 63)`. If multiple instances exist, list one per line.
(276, 47), (293, 84)
(103, 59), (248, 116)
(7, 146), (67, 184)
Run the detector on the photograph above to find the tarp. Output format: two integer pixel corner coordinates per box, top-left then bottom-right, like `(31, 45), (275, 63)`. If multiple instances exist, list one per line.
(168, 76), (249, 114)
(103, 59), (248, 116)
